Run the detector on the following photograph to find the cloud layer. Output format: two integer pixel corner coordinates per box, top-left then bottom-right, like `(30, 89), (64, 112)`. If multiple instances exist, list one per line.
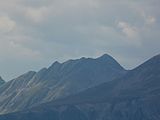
(0, 0), (160, 80)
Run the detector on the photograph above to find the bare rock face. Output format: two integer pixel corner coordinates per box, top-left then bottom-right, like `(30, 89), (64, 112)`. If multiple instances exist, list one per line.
(0, 54), (126, 114)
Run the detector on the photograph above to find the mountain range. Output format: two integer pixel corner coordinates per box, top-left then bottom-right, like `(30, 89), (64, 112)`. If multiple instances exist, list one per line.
(0, 54), (160, 120)
(0, 54), (126, 114)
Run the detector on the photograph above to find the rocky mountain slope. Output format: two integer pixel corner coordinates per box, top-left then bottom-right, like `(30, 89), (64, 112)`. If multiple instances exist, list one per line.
(0, 54), (159, 120)
(0, 54), (126, 114)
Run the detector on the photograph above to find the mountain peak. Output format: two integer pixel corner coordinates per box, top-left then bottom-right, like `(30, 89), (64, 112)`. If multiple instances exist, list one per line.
(49, 61), (61, 70)
(100, 53), (111, 57)
(51, 61), (61, 67)
(97, 54), (113, 60)
(95, 54), (124, 70)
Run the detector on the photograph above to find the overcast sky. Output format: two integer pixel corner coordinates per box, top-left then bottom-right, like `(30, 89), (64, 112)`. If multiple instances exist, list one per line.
(0, 0), (160, 80)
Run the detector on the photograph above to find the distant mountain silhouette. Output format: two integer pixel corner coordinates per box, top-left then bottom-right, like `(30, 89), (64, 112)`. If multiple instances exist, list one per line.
(0, 54), (126, 114)
(0, 54), (159, 120)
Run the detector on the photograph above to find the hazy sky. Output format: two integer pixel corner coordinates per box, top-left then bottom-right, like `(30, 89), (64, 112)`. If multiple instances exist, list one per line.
(0, 0), (160, 80)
